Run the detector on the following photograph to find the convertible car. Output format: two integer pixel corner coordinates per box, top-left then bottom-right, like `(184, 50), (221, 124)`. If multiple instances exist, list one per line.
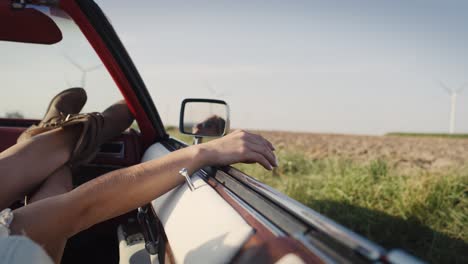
(0, 1), (422, 263)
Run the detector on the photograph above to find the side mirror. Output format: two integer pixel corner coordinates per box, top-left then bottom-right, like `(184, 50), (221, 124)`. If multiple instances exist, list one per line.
(179, 98), (230, 144)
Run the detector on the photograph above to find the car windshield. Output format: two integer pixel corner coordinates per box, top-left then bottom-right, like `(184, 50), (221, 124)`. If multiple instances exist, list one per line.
(0, 5), (122, 119)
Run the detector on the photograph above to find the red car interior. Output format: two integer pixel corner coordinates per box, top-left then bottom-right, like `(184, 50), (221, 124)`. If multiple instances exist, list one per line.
(0, 126), (26, 152)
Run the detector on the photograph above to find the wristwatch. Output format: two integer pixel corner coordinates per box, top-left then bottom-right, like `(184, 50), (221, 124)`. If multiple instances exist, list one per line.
(0, 208), (13, 237)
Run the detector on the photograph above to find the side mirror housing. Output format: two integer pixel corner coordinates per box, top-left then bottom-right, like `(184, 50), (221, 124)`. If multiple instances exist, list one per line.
(179, 98), (230, 143)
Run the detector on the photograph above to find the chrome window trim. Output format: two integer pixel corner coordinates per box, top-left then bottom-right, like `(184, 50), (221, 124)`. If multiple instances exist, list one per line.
(225, 167), (386, 261)
(223, 188), (285, 237)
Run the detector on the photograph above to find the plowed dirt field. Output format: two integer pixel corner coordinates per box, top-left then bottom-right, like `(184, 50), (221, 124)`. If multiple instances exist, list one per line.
(254, 131), (468, 173)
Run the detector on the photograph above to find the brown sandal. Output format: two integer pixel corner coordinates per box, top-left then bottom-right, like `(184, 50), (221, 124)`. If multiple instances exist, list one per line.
(17, 87), (87, 143)
(61, 100), (134, 168)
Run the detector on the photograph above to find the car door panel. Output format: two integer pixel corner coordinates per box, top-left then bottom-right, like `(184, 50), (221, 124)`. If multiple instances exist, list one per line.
(0, 126), (25, 152)
(0, 118), (36, 152)
(142, 143), (254, 264)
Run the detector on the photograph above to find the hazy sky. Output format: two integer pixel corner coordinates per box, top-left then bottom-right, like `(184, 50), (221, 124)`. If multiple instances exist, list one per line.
(2, 1), (468, 135)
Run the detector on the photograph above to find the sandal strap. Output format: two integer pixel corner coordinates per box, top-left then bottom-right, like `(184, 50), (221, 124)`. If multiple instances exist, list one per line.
(61, 112), (105, 168)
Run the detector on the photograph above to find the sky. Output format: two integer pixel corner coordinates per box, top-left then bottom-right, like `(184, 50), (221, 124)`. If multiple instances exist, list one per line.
(1, 1), (468, 135)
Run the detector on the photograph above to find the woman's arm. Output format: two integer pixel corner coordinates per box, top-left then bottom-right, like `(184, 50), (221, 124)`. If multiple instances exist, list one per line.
(10, 130), (276, 260)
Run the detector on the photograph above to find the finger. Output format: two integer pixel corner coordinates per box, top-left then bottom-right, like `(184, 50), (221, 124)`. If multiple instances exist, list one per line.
(245, 141), (277, 168)
(244, 135), (277, 165)
(247, 152), (273, 170)
(237, 130), (275, 153)
(248, 133), (275, 151)
(261, 137), (275, 151)
(265, 139), (275, 151)
(253, 133), (275, 151)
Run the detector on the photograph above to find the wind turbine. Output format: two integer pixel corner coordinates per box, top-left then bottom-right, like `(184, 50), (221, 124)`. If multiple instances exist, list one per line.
(206, 82), (230, 115)
(439, 81), (466, 134)
(63, 53), (102, 88)
(206, 82), (229, 99)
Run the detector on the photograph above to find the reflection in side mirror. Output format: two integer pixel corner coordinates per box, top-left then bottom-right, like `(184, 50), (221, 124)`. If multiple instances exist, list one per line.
(179, 99), (230, 141)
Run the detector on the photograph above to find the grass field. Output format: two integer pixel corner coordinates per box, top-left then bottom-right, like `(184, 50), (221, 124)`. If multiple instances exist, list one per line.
(236, 153), (467, 264)
(166, 128), (468, 263)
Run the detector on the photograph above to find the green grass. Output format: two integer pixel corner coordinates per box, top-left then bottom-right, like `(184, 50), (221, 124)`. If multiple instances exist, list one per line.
(165, 126), (220, 144)
(166, 126), (195, 143)
(165, 128), (468, 263)
(235, 151), (468, 264)
(387, 132), (468, 139)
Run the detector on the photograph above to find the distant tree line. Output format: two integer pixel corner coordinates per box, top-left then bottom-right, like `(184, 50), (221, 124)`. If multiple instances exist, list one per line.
(3, 111), (24, 119)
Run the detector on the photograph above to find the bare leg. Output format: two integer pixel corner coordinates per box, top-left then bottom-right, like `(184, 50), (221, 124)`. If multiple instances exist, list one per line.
(28, 166), (73, 204)
(0, 127), (78, 209)
(27, 166), (73, 263)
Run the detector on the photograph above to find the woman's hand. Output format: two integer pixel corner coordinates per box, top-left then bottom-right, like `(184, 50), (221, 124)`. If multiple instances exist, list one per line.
(196, 130), (277, 170)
